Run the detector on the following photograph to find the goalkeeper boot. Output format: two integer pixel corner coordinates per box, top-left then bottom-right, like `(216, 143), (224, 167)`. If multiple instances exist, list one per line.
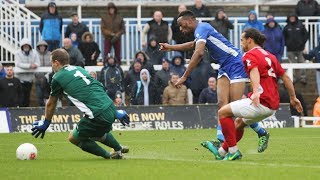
(201, 141), (223, 160)
(223, 150), (242, 161)
(258, 132), (270, 153)
(110, 151), (123, 159)
(121, 146), (129, 153)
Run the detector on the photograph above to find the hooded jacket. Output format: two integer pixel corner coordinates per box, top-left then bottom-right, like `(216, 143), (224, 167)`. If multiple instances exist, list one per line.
(36, 40), (51, 66)
(101, 2), (125, 40)
(209, 9), (234, 40)
(170, 52), (186, 78)
(15, 38), (40, 82)
(39, 2), (63, 41)
(296, 0), (319, 16)
(129, 51), (156, 78)
(131, 69), (157, 105)
(243, 10), (264, 32)
(78, 32), (101, 66)
(283, 14), (309, 51)
(144, 36), (165, 65)
(162, 80), (188, 105)
(100, 57), (124, 94)
(262, 18), (285, 62)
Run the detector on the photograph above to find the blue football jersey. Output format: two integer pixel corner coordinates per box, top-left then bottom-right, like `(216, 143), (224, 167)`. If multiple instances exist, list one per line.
(194, 22), (241, 65)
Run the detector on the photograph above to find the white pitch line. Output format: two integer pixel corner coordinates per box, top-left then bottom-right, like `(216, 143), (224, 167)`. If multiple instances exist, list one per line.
(126, 155), (320, 169)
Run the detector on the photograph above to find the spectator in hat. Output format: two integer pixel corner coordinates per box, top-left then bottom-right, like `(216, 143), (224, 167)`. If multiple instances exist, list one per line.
(65, 12), (89, 44)
(101, 2), (125, 65)
(39, 2), (63, 51)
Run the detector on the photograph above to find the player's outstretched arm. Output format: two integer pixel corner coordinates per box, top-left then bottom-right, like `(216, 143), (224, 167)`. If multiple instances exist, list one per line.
(281, 73), (303, 113)
(31, 96), (58, 139)
(175, 41), (205, 87)
(159, 41), (195, 52)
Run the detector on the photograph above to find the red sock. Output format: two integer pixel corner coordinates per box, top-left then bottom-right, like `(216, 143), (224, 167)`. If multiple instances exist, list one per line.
(222, 142), (228, 151)
(236, 129), (244, 142)
(220, 117), (237, 147)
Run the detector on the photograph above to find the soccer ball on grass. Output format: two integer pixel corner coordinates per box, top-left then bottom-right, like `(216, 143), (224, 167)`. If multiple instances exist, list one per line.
(16, 143), (37, 160)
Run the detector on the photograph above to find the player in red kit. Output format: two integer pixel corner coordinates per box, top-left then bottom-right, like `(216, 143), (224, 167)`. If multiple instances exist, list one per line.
(205, 28), (303, 160)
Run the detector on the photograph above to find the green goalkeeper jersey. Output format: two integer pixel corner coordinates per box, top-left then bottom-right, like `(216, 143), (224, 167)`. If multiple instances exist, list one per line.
(51, 65), (113, 119)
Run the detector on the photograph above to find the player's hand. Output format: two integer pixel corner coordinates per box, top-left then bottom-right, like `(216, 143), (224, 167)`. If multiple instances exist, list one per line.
(116, 110), (130, 126)
(290, 97), (303, 114)
(31, 119), (51, 139)
(250, 92), (260, 107)
(175, 76), (187, 88)
(159, 43), (171, 51)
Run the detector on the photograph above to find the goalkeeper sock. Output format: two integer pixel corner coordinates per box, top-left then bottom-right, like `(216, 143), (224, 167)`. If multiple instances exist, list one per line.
(78, 139), (110, 159)
(216, 125), (225, 142)
(100, 132), (122, 151)
(249, 123), (267, 137)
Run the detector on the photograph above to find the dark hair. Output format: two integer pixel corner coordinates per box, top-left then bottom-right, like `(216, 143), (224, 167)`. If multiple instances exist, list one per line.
(243, 28), (266, 47)
(51, 48), (70, 65)
(178, 10), (196, 19)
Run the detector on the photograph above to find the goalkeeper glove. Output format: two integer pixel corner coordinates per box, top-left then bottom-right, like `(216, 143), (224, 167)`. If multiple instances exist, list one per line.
(116, 110), (130, 126)
(31, 119), (51, 139)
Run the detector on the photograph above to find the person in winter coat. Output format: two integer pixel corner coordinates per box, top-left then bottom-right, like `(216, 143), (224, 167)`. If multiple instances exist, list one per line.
(144, 36), (165, 65)
(141, 10), (172, 47)
(262, 18), (285, 62)
(243, 10), (264, 32)
(64, 13), (89, 43)
(199, 77), (218, 104)
(132, 51), (156, 79)
(283, 13), (309, 84)
(191, 0), (211, 18)
(100, 56), (124, 97)
(162, 73), (188, 105)
(154, 57), (171, 104)
(62, 38), (85, 67)
(78, 32), (101, 66)
(131, 69), (157, 105)
(35, 40), (51, 106)
(101, 2), (125, 65)
(296, 0), (319, 17)
(303, 37), (320, 95)
(124, 59), (142, 102)
(170, 52), (186, 78)
(39, 2), (62, 51)
(15, 38), (40, 107)
(209, 9), (234, 40)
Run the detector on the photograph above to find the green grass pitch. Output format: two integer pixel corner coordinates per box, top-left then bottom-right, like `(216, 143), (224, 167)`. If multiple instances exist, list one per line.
(0, 128), (320, 180)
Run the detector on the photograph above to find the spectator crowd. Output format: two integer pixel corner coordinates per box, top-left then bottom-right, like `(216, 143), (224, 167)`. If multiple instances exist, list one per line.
(1, 0), (319, 116)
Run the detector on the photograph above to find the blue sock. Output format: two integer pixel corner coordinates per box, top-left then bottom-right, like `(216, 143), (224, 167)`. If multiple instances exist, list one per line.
(250, 123), (267, 137)
(216, 125), (225, 142)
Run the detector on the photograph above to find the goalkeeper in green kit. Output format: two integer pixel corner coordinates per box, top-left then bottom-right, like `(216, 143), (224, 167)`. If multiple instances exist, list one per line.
(31, 48), (130, 159)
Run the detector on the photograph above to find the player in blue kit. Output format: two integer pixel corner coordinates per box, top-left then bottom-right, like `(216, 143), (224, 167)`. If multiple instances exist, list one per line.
(160, 10), (269, 153)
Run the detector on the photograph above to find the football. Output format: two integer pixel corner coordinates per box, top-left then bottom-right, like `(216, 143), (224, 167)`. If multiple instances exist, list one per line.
(16, 143), (37, 160)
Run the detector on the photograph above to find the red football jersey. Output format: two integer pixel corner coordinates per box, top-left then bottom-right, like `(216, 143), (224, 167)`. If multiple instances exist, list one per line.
(242, 47), (285, 110)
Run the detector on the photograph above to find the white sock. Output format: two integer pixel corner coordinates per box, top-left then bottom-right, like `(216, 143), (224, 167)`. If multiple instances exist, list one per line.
(218, 147), (227, 157)
(228, 146), (238, 154)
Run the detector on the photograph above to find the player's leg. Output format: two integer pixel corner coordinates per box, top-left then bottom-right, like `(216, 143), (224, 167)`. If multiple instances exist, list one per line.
(216, 76), (230, 142)
(68, 127), (112, 159)
(230, 82), (268, 140)
(201, 76), (229, 152)
(97, 105), (128, 156)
